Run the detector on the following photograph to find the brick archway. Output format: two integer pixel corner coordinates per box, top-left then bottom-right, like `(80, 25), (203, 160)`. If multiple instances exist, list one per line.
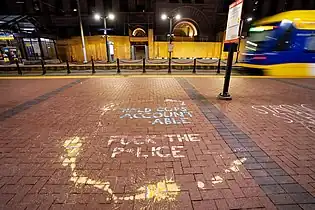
(173, 20), (198, 37)
(170, 6), (211, 38)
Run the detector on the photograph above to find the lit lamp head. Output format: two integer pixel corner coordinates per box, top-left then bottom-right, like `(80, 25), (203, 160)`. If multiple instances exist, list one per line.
(175, 14), (181, 20)
(161, 14), (168, 20)
(108, 13), (115, 20)
(246, 17), (253, 22)
(94, 13), (101, 20)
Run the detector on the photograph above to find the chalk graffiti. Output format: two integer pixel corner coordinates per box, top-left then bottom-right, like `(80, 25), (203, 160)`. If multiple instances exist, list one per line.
(61, 136), (181, 203)
(61, 136), (247, 204)
(252, 104), (315, 133)
(100, 99), (192, 125)
(120, 107), (193, 125)
(108, 134), (200, 158)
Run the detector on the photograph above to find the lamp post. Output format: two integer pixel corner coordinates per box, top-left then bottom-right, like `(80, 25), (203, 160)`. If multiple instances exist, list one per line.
(161, 13), (181, 60)
(76, 0), (87, 63)
(94, 13), (115, 63)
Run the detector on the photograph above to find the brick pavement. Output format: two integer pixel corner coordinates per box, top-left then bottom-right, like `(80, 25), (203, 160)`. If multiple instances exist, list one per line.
(0, 77), (314, 209)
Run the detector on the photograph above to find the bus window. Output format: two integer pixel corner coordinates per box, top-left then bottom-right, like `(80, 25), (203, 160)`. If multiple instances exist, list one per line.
(275, 27), (293, 51)
(246, 26), (277, 52)
(305, 36), (315, 52)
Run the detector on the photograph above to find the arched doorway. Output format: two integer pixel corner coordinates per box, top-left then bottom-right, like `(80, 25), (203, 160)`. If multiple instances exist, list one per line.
(132, 28), (147, 37)
(131, 27), (148, 60)
(173, 21), (198, 37)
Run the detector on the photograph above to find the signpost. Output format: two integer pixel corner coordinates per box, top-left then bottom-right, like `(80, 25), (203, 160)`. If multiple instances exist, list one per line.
(218, 0), (243, 100)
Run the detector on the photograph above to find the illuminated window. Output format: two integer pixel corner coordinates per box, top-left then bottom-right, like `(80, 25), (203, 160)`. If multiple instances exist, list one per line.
(275, 27), (293, 51)
(305, 36), (315, 52)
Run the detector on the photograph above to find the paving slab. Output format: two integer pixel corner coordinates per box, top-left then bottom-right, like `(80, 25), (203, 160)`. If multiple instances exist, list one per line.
(0, 76), (314, 209)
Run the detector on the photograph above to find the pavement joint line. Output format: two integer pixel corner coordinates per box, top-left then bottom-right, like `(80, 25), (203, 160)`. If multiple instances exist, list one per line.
(176, 78), (315, 207)
(0, 79), (87, 122)
(270, 78), (315, 91)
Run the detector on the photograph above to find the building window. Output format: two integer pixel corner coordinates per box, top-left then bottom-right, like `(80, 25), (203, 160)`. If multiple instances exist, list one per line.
(195, 0), (204, 3)
(169, 0), (179, 3)
(182, 0), (192, 3)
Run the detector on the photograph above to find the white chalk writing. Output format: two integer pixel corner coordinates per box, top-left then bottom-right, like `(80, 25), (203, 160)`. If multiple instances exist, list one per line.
(252, 104), (315, 133)
(120, 107), (193, 125)
(109, 134), (200, 158)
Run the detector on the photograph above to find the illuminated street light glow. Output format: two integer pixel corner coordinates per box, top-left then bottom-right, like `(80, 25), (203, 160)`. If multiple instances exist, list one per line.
(175, 14), (181, 20)
(94, 13), (101, 20)
(161, 14), (167, 20)
(247, 17), (253, 22)
(108, 13), (115, 20)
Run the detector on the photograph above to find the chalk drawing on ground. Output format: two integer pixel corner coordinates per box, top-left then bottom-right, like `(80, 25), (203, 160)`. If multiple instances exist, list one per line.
(252, 104), (315, 133)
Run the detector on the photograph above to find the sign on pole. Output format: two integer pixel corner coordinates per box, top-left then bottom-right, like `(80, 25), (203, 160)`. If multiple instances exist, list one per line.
(225, 0), (244, 43)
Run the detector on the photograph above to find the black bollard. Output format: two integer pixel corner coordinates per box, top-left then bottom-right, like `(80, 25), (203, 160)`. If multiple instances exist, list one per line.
(218, 43), (237, 100)
(217, 58), (221, 74)
(168, 57), (171, 74)
(16, 60), (22, 75)
(193, 58), (197, 74)
(91, 57), (95, 74)
(142, 58), (146, 73)
(66, 60), (71, 74)
(117, 58), (121, 74)
(41, 59), (46, 75)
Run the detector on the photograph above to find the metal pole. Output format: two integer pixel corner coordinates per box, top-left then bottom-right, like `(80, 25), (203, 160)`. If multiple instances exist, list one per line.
(217, 33), (224, 74)
(92, 56), (95, 74)
(41, 59), (46, 75)
(169, 17), (173, 59)
(117, 58), (120, 74)
(103, 17), (110, 63)
(218, 43), (236, 100)
(142, 58), (146, 73)
(76, 0), (87, 63)
(168, 17), (172, 74)
(16, 60), (22, 75)
(66, 60), (71, 74)
(236, 20), (244, 63)
(193, 58), (196, 74)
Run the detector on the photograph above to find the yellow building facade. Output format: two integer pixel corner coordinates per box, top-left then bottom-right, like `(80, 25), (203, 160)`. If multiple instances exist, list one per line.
(56, 29), (243, 62)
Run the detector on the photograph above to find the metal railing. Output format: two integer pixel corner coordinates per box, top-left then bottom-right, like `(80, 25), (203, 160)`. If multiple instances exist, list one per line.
(5, 57), (230, 75)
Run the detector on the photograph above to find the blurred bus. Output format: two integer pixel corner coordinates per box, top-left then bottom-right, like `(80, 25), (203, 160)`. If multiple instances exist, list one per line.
(241, 10), (315, 76)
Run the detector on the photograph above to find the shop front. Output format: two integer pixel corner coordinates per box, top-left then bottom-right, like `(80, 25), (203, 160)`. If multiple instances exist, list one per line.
(0, 15), (59, 64)
(0, 32), (19, 64)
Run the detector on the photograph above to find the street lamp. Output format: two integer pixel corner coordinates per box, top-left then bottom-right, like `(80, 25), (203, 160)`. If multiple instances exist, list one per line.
(246, 17), (253, 22)
(94, 13), (115, 63)
(76, 0), (87, 63)
(161, 13), (181, 60)
(94, 13), (101, 21)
